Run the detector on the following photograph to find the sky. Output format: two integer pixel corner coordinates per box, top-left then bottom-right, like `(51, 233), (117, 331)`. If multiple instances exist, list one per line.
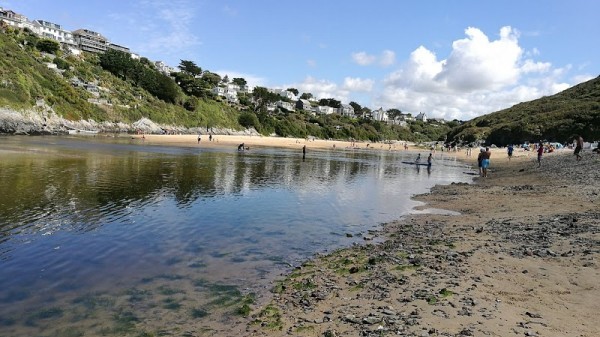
(2, 0), (599, 121)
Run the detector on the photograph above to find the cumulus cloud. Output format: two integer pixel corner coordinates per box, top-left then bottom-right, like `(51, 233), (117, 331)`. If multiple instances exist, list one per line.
(290, 77), (350, 103)
(352, 52), (376, 66)
(380, 50), (396, 66)
(343, 77), (374, 92)
(352, 50), (396, 67)
(376, 26), (577, 121)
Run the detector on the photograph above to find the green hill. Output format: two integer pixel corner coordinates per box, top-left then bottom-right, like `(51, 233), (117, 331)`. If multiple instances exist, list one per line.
(447, 76), (600, 146)
(0, 27), (456, 142)
(0, 28), (242, 130)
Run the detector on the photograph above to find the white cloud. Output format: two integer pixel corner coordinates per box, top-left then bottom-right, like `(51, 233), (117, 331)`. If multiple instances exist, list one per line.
(434, 26), (522, 91)
(380, 50), (396, 67)
(343, 77), (374, 92)
(290, 77), (350, 103)
(307, 59), (317, 67)
(375, 26), (577, 121)
(352, 52), (376, 66)
(115, 0), (201, 62)
(352, 50), (396, 67)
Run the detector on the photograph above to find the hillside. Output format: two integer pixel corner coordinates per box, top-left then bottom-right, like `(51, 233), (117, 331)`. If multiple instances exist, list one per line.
(0, 27), (456, 142)
(0, 28), (243, 133)
(447, 76), (600, 146)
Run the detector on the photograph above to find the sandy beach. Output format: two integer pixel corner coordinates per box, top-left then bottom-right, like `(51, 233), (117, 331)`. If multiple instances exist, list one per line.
(220, 148), (598, 337)
(131, 134), (408, 152)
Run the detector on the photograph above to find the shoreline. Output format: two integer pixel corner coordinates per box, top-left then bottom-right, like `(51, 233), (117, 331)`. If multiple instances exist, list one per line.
(240, 151), (599, 336)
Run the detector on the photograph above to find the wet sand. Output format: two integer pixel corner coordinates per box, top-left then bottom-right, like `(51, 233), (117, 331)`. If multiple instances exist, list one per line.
(236, 149), (599, 337)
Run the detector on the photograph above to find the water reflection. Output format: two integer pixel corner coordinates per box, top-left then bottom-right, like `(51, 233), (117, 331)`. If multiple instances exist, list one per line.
(0, 136), (472, 336)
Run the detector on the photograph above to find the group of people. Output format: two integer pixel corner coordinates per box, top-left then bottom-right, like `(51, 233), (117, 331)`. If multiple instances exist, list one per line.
(414, 153), (433, 167)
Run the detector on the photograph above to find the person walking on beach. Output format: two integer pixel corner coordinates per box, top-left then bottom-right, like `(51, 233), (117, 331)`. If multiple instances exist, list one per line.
(481, 147), (491, 177)
(415, 153), (421, 163)
(302, 145), (306, 160)
(477, 148), (484, 176)
(427, 153), (433, 167)
(574, 135), (583, 161)
(197, 135), (201, 144)
(537, 142), (544, 167)
(507, 144), (514, 161)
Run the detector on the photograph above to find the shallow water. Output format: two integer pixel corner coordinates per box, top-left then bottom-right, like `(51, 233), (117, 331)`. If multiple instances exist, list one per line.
(0, 135), (473, 336)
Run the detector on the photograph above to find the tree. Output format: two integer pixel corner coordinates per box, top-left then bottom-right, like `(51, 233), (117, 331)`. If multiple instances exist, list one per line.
(222, 75), (229, 83)
(178, 60), (202, 77)
(349, 101), (362, 115)
(287, 88), (299, 96)
(36, 39), (60, 54)
(300, 92), (313, 100)
(202, 72), (221, 86)
(239, 112), (260, 129)
(387, 108), (403, 121)
(232, 77), (247, 86)
(319, 98), (341, 108)
(99, 49), (133, 80)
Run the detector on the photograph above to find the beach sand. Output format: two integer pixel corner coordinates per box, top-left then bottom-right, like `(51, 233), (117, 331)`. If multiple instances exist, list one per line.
(233, 148), (598, 337)
(129, 135), (598, 336)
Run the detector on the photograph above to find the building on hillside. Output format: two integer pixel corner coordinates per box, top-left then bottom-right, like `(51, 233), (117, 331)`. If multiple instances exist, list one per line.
(338, 103), (355, 117)
(428, 117), (446, 124)
(268, 89), (297, 101)
(154, 61), (177, 75)
(415, 112), (427, 122)
(211, 86), (238, 103)
(277, 100), (295, 112)
(72, 29), (108, 53)
(371, 107), (389, 122)
(0, 8), (34, 30)
(32, 20), (76, 46)
(108, 42), (130, 54)
(296, 99), (313, 111)
(317, 106), (335, 115)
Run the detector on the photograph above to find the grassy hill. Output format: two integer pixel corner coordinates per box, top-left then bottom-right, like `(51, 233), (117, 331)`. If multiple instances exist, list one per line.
(447, 76), (600, 146)
(0, 27), (457, 142)
(0, 28), (241, 130)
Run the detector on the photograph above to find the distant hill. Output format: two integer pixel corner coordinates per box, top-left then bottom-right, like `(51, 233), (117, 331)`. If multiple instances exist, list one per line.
(447, 76), (600, 146)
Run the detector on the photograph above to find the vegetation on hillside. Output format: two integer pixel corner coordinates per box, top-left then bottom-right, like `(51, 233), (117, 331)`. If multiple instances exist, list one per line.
(0, 26), (458, 141)
(447, 76), (600, 145)
(4, 25), (596, 144)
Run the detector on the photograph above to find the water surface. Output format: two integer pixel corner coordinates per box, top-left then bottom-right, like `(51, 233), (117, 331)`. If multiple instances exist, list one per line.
(0, 135), (472, 336)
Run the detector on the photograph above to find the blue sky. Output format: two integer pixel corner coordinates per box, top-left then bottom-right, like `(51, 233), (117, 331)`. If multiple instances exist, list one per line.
(2, 0), (598, 121)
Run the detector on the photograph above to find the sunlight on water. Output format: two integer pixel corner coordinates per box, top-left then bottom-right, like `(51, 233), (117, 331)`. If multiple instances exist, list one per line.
(0, 135), (473, 336)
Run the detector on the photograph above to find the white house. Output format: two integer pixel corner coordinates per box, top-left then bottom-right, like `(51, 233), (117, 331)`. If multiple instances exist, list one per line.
(0, 8), (35, 31)
(32, 20), (76, 47)
(338, 103), (355, 117)
(371, 107), (389, 122)
(296, 99), (313, 111)
(212, 86), (238, 103)
(317, 106), (335, 115)
(415, 112), (427, 122)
